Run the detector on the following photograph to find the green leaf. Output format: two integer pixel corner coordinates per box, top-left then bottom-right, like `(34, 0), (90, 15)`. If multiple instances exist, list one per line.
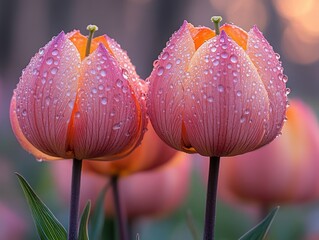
(78, 201), (91, 240)
(89, 182), (109, 240)
(239, 206), (280, 240)
(16, 173), (67, 240)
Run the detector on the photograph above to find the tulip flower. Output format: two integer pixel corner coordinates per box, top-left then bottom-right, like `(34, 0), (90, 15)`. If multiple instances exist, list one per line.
(216, 99), (319, 207)
(10, 25), (147, 240)
(147, 17), (288, 240)
(147, 20), (288, 157)
(10, 27), (147, 161)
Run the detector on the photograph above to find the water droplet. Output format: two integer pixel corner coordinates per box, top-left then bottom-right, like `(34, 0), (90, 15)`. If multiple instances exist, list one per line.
(207, 96), (214, 102)
(51, 67), (58, 75)
(213, 59), (219, 66)
(166, 63), (172, 69)
(41, 78), (46, 84)
(90, 69), (96, 75)
(162, 52), (169, 60)
(98, 84), (104, 90)
(236, 90), (242, 97)
(75, 112), (81, 118)
(176, 59), (181, 64)
(22, 109), (27, 116)
(52, 49), (59, 56)
(68, 100), (74, 108)
(113, 122), (122, 130)
(240, 116), (246, 123)
(36, 158), (43, 162)
(87, 59), (92, 65)
(116, 79), (123, 88)
(153, 60), (159, 67)
(101, 97), (107, 105)
(211, 47), (217, 52)
(100, 70), (107, 77)
(285, 88), (291, 95)
(230, 55), (238, 63)
(92, 88), (97, 94)
(33, 69), (39, 76)
(217, 85), (224, 92)
(122, 69), (129, 79)
(39, 48), (45, 55)
(221, 52), (228, 59)
(46, 57), (53, 65)
(157, 66), (164, 76)
(244, 109), (250, 115)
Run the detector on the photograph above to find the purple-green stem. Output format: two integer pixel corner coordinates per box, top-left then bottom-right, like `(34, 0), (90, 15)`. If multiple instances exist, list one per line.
(68, 158), (83, 240)
(111, 175), (129, 240)
(203, 156), (220, 240)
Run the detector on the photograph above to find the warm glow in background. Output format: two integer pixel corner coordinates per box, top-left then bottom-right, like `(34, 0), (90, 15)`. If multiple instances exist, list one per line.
(0, 0), (319, 239)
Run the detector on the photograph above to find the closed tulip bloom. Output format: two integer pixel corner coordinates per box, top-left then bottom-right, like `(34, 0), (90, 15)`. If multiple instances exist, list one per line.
(217, 99), (319, 204)
(147, 21), (288, 157)
(83, 124), (177, 176)
(10, 29), (147, 160)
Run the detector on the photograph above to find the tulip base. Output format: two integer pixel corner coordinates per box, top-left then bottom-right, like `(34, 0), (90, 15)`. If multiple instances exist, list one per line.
(203, 156), (220, 240)
(68, 158), (83, 240)
(111, 175), (129, 240)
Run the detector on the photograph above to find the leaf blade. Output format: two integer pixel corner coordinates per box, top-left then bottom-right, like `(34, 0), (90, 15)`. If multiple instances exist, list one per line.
(239, 206), (279, 240)
(16, 173), (67, 240)
(78, 201), (91, 240)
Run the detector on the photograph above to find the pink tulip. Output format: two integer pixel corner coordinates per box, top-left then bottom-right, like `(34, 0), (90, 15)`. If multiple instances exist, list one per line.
(147, 21), (288, 157)
(83, 123), (177, 176)
(214, 99), (319, 204)
(51, 152), (191, 218)
(10, 30), (147, 160)
(0, 202), (27, 240)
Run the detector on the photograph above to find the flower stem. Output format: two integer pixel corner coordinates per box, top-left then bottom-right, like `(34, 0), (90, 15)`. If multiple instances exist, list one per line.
(203, 156), (220, 240)
(111, 175), (129, 240)
(68, 158), (83, 240)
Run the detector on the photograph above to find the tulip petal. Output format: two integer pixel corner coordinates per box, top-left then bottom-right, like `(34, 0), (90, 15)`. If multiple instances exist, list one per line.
(147, 21), (196, 151)
(13, 32), (81, 158)
(184, 31), (269, 156)
(247, 26), (288, 146)
(10, 94), (61, 161)
(71, 44), (140, 159)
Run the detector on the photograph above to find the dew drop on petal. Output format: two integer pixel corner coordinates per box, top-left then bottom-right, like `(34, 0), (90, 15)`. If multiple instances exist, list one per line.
(101, 97), (107, 105)
(46, 57), (53, 65)
(157, 66), (164, 76)
(52, 49), (59, 56)
(100, 70), (106, 77)
(230, 55), (238, 63)
(22, 109), (27, 116)
(217, 85), (224, 92)
(207, 96), (214, 103)
(113, 122), (122, 130)
(240, 116), (246, 123)
(75, 112), (81, 118)
(213, 59), (219, 66)
(236, 90), (242, 97)
(162, 52), (169, 60)
(122, 69), (129, 80)
(116, 79), (123, 88)
(51, 67), (58, 75)
(221, 52), (228, 59)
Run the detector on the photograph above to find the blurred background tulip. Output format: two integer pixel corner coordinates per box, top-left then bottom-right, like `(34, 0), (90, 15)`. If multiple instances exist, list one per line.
(83, 124), (176, 177)
(197, 99), (319, 239)
(0, 202), (27, 240)
(51, 151), (191, 235)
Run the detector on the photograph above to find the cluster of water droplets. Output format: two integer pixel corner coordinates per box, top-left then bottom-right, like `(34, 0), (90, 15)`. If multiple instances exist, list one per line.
(247, 28), (290, 140)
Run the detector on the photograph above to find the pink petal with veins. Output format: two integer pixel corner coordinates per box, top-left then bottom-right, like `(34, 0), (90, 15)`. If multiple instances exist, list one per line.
(184, 31), (269, 156)
(12, 32), (80, 158)
(10, 94), (60, 160)
(72, 44), (140, 159)
(247, 26), (288, 146)
(147, 21), (196, 151)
